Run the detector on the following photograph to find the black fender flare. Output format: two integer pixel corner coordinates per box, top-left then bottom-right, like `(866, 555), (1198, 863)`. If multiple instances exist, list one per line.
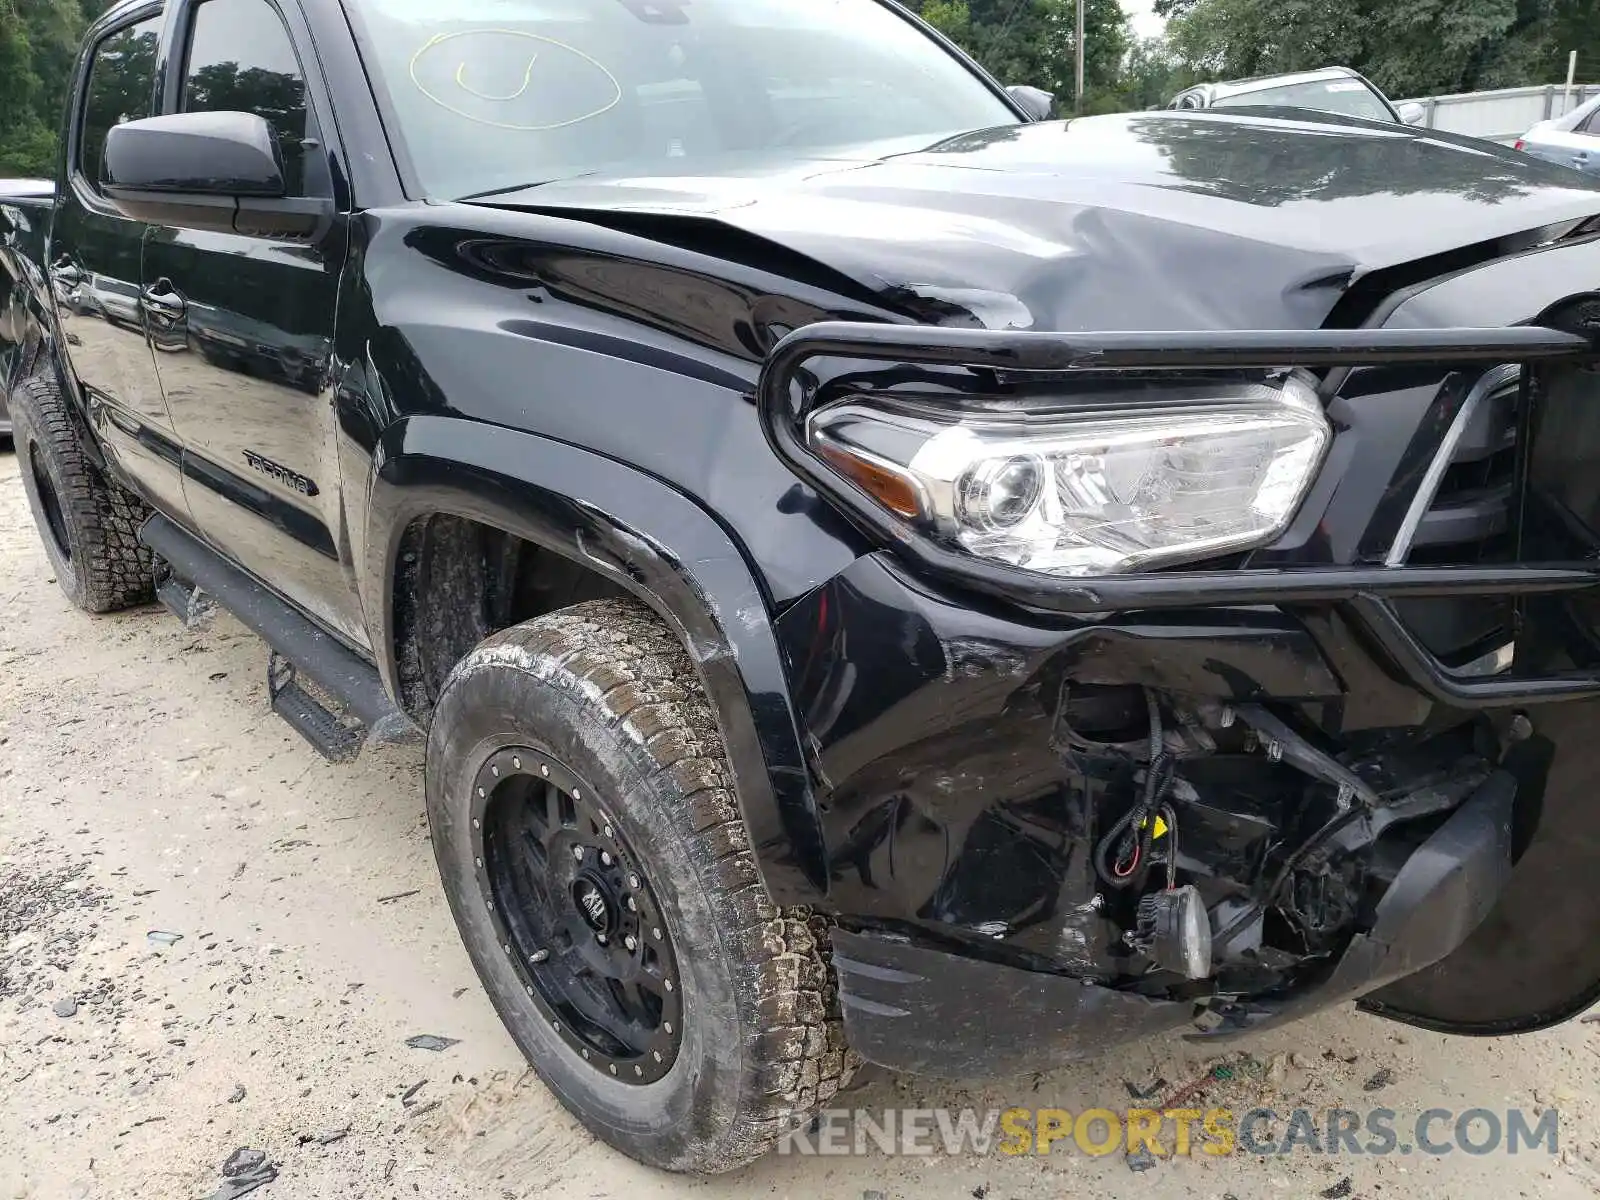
(365, 414), (828, 906)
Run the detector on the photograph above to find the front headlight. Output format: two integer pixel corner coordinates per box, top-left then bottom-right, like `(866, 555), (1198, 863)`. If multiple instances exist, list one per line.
(807, 377), (1330, 576)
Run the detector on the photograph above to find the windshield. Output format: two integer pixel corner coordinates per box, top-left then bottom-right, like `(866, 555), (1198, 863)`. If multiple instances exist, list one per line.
(353, 0), (1021, 199)
(1212, 78), (1394, 122)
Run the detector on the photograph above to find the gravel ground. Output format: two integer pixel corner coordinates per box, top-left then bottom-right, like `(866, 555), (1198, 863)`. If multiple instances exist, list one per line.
(4, 446), (1600, 1200)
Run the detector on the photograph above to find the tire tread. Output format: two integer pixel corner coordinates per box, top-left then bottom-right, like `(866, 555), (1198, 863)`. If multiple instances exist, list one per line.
(464, 598), (856, 1170)
(10, 369), (154, 613)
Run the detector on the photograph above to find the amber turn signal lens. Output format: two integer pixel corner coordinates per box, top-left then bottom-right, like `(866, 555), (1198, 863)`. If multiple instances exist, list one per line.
(815, 439), (923, 519)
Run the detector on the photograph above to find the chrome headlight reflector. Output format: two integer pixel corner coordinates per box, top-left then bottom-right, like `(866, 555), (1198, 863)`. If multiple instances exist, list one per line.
(807, 378), (1330, 576)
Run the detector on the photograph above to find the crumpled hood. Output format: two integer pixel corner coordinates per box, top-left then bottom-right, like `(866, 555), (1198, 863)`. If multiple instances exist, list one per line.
(485, 110), (1600, 332)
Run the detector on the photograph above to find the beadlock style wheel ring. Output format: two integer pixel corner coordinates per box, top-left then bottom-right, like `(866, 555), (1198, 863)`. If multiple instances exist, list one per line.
(472, 746), (683, 1084)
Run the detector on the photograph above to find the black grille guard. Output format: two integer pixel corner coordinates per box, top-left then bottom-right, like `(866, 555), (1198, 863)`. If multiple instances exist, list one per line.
(755, 320), (1600, 707)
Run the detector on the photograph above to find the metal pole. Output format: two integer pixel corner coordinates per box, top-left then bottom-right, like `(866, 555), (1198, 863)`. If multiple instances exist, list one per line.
(1565, 50), (1577, 114)
(1075, 0), (1086, 113)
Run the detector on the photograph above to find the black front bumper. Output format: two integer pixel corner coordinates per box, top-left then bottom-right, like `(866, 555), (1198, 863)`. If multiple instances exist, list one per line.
(761, 312), (1600, 1061)
(832, 772), (1513, 1076)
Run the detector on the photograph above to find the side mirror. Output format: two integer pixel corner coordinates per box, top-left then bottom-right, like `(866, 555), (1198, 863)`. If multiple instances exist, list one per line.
(1007, 85), (1056, 122)
(1395, 101), (1426, 127)
(103, 111), (330, 240)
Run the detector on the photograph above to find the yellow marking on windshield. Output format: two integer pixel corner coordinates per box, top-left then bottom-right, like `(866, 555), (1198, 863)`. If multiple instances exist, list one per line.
(455, 55), (538, 102)
(409, 29), (622, 131)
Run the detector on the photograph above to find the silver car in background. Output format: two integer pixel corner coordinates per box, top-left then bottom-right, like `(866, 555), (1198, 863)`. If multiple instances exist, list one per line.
(1170, 65), (1425, 126)
(1516, 93), (1600, 176)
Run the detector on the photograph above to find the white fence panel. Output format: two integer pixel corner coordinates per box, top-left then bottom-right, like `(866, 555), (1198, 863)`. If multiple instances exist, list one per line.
(1395, 83), (1600, 144)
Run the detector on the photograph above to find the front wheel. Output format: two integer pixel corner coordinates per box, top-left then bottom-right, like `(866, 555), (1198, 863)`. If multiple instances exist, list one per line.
(425, 599), (854, 1173)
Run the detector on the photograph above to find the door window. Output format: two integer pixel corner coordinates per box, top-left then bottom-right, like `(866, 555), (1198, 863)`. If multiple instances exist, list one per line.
(78, 16), (163, 191)
(179, 0), (329, 196)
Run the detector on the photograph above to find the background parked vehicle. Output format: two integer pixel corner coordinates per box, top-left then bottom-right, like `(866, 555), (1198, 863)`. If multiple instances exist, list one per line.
(1170, 65), (1425, 124)
(1516, 91), (1600, 175)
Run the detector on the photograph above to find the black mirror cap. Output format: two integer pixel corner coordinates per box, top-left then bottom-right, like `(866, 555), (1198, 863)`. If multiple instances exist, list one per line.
(104, 111), (286, 198)
(1007, 85), (1056, 122)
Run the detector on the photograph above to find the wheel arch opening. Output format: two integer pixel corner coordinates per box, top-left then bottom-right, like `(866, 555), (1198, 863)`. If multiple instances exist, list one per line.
(391, 512), (635, 725)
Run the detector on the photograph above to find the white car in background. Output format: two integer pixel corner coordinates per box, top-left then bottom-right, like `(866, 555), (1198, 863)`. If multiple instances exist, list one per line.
(1516, 92), (1600, 176)
(1169, 66), (1425, 126)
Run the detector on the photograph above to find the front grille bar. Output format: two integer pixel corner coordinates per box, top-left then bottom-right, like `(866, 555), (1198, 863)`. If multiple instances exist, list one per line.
(1385, 363), (1524, 566)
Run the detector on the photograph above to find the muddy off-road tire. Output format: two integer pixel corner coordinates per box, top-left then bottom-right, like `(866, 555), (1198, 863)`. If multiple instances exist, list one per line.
(426, 599), (855, 1172)
(10, 369), (154, 613)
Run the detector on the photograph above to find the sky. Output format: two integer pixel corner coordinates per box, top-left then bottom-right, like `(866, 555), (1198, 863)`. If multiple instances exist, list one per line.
(1124, 0), (1166, 40)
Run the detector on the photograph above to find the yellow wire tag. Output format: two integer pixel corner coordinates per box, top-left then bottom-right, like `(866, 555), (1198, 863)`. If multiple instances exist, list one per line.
(1140, 815), (1170, 839)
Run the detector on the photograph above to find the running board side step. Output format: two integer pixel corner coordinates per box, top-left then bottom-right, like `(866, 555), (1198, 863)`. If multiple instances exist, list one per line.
(139, 514), (418, 761)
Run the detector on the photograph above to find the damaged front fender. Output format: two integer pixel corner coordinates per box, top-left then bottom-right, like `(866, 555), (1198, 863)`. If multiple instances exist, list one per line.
(366, 415), (828, 902)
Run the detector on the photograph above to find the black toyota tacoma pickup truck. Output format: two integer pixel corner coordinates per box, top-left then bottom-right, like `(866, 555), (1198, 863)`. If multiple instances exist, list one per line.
(6, 0), (1600, 1174)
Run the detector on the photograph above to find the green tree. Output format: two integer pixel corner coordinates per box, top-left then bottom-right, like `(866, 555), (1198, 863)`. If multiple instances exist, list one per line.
(1114, 35), (1197, 109)
(1162, 0), (1598, 99)
(911, 0), (1132, 112)
(0, 0), (112, 177)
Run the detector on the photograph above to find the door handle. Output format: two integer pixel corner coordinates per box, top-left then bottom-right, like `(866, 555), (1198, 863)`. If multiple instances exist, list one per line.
(140, 281), (186, 320)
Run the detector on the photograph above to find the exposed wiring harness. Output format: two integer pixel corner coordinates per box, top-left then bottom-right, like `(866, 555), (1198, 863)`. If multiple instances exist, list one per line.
(1094, 689), (1180, 890)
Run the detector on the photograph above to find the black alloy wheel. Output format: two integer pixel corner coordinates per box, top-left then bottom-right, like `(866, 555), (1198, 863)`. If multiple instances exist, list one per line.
(475, 745), (683, 1083)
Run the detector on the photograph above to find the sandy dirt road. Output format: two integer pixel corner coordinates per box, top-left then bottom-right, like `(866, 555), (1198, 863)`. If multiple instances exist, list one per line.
(3, 446), (1600, 1200)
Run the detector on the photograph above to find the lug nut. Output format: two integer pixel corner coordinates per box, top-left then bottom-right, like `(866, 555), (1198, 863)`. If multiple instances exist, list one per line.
(541, 765), (549, 776)
(600, 851), (613, 867)
(513, 756), (521, 769)
(1265, 739), (1283, 763)
(603, 825), (613, 839)
(652, 927), (662, 941)
(626, 896), (637, 912)
(609, 1064), (617, 1075)
(663, 1021), (672, 1035)
(529, 949), (549, 964)
(663, 979), (673, 992)
(628, 874), (640, 889)
(572, 846), (585, 862)
(624, 935), (637, 951)
(491, 765), (500, 777)
(597, 933), (608, 945)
